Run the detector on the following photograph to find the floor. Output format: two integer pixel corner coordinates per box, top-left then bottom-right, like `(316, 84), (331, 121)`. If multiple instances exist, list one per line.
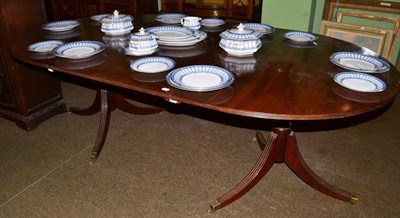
(0, 82), (399, 217)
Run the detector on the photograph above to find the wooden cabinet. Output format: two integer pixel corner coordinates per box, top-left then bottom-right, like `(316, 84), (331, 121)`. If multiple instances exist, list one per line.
(46, 0), (158, 21)
(0, 0), (67, 130)
(160, 0), (262, 22)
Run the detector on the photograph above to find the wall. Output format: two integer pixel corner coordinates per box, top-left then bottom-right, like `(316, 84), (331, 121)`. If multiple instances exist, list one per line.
(261, 0), (399, 65)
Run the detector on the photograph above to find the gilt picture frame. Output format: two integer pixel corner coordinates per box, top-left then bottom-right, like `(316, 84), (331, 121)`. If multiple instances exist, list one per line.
(320, 20), (394, 59)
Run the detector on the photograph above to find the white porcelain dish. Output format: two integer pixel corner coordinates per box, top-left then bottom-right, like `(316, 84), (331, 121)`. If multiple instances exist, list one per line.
(53, 41), (106, 59)
(330, 52), (390, 73)
(124, 47), (158, 56)
(233, 23), (275, 35)
(27, 40), (64, 53)
(130, 56), (175, 73)
(334, 72), (386, 92)
(167, 65), (234, 92)
(157, 30), (207, 46)
(219, 23), (262, 56)
(155, 13), (186, 24)
(90, 14), (110, 21)
(146, 26), (195, 40)
(284, 31), (317, 43)
(42, 20), (79, 32)
(101, 10), (134, 36)
(201, 18), (225, 27)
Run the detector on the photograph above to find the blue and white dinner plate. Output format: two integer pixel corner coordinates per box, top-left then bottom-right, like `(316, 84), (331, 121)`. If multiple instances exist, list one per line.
(155, 13), (186, 24)
(146, 26), (195, 40)
(334, 72), (386, 92)
(53, 41), (106, 59)
(90, 14), (110, 21)
(234, 23), (275, 35)
(27, 40), (64, 53)
(330, 52), (390, 73)
(166, 65), (234, 92)
(201, 18), (225, 27)
(284, 31), (317, 43)
(42, 20), (80, 32)
(130, 56), (175, 73)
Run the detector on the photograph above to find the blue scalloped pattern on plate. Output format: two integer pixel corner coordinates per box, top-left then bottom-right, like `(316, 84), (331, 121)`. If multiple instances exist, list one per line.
(27, 40), (64, 53)
(146, 26), (195, 38)
(330, 52), (390, 73)
(130, 57), (175, 73)
(234, 23), (275, 34)
(166, 65), (234, 92)
(42, 20), (79, 32)
(284, 31), (317, 42)
(201, 18), (225, 27)
(155, 13), (186, 19)
(334, 72), (386, 92)
(53, 41), (105, 59)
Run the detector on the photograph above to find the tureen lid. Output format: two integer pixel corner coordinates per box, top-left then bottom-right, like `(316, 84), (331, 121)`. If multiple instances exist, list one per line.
(220, 23), (261, 41)
(129, 27), (155, 41)
(101, 10), (133, 23)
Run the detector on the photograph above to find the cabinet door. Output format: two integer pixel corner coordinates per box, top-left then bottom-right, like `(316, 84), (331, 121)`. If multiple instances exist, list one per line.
(51, 0), (82, 20)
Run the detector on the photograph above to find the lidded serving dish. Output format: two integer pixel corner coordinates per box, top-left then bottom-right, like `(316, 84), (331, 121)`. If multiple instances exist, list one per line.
(125, 27), (158, 56)
(100, 10), (134, 36)
(219, 23), (262, 56)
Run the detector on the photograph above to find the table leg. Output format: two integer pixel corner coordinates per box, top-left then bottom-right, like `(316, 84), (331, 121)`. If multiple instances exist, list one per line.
(71, 89), (163, 164)
(209, 123), (358, 212)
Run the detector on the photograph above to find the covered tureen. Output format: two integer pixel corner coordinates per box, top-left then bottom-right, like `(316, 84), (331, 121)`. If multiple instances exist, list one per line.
(219, 23), (262, 56)
(100, 10), (134, 36)
(125, 27), (158, 56)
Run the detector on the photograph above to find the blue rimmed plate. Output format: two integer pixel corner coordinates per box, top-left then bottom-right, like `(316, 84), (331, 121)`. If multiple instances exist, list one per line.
(284, 31), (317, 43)
(146, 26), (195, 40)
(27, 40), (64, 53)
(155, 13), (186, 24)
(330, 52), (390, 73)
(201, 18), (225, 27)
(90, 14), (110, 21)
(53, 41), (106, 59)
(42, 20), (80, 32)
(233, 23), (275, 35)
(130, 56), (175, 73)
(334, 72), (386, 92)
(166, 65), (234, 92)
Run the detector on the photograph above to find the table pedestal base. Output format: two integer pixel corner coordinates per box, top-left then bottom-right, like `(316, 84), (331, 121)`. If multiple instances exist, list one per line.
(209, 122), (358, 212)
(69, 89), (163, 164)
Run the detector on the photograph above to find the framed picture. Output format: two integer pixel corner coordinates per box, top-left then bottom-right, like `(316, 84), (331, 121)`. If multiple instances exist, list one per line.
(320, 20), (394, 59)
(336, 11), (399, 61)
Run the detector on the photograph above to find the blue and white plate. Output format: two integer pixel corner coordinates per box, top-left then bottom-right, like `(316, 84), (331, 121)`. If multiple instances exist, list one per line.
(234, 23), (275, 35)
(155, 13), (186, 24)
(130, 56), (175, 73)
(42, 20), (80, 32)
(334, 72), (386, 92)
(167, 65), (234, 92)
(53, 41), (106, 59)
(201, 18), (225, 27)
(90, 14), (110, 21)
(27, 40), (64, 53)
(284, 31), (317, 43)
(330, 52), (390, 73)
(146, 26), (195, 40)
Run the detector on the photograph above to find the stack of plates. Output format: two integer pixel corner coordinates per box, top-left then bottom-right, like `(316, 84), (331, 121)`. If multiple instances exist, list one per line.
(233, 23), (275, 35)
(145, 26), (207, 47)
(155, 13), (186, 24)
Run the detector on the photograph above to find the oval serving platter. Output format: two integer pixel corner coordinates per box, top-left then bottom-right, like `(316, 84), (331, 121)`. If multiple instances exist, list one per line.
(330, 52), (390, 73)
(166, 65), (234, 92)
(53, 41), (106, 59)
(42, 20), (80, 32)
(233, 23), (275, 35)
(333, 72), (386, 92)
(27, 40), (64, 53)
(130, 56), (175, 73)
(284, 31), (317, 43)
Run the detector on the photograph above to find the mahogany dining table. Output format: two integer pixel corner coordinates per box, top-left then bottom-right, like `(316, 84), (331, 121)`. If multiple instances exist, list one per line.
(10, 14), (400, 212)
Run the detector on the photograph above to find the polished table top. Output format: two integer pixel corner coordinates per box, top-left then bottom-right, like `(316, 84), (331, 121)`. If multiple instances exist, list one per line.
(9, 14), (400, 211)
(10, 14), (400, 121)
